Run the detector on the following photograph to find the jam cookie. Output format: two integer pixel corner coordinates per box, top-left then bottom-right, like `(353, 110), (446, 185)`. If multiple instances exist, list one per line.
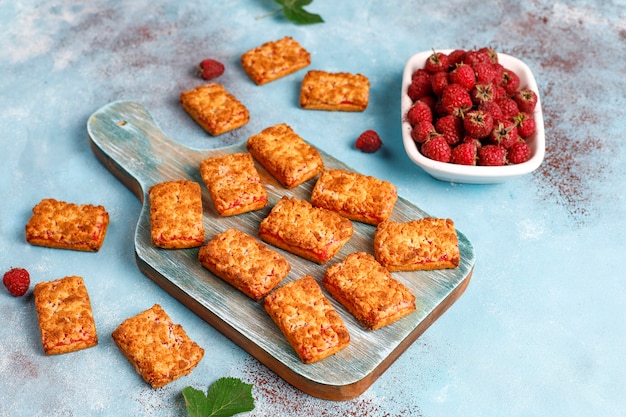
(300, 70), (370, 112)
(180, 83), (249, 136)
(263, 275), (350, 364)
(259, 196), (353, 264)
(323, 252), (416, 330)
(25, 198), (109, 252)
(374, 218), (461, 272)
(310, 169), (398, 225)
(198, 228), (290, 301)
(148, 180), (204, 249)
(112, 304), (204, 388)
(33, 276), (98, 355)
(241, 36), (311, 85)
(199, 153), (268, 216)
(246, 123), (324, 189)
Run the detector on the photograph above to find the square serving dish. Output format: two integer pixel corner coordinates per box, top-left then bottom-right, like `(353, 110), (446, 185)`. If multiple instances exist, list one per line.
(401, 50), (545, 184)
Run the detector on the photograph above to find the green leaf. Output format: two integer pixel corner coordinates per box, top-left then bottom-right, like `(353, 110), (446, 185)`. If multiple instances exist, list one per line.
(183, 377), (255, 417)
(274, 0), (324, 25)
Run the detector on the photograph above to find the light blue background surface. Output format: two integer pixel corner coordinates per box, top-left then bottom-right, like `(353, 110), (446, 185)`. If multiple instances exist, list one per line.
(1, 1), (624, 416)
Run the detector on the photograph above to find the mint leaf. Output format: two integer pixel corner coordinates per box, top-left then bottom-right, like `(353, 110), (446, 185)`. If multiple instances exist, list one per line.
(183, 377), (255, 417)
(273, 0), (324, 25)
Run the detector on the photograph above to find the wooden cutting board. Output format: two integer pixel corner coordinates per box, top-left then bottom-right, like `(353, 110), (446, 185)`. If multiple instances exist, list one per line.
(87, 101), (475, 401)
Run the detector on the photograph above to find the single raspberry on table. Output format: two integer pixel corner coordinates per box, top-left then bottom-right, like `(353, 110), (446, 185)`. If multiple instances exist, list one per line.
(355, 130), (383, 153)
(421, 136), (452, 162)
(3, 267), (30, 297)
(197, 59), (225, 80)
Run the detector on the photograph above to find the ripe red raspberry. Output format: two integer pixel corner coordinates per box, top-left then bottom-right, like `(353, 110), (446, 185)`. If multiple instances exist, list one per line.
(463, 49), (491, 66)
(430, 71), (449, 97)
(470, 83), (496, 105)
(421, 136), (451, 162)
(513, 88), (538, 113)
(197, 59), (225, 80)
(507, 141), (531, 164)
(440, 83), (473, 117)
(515, 112), (537, 138)
(499, 68), (520, 94)
(497, 97), (520, 120)
(463, 109), (494, 139)
(355, 130), (383, 153)
(478, 144), (507, 166)
(478, 47), (498, 63)
(449, 63), (476, 91)
(478, 101), (504, 122)
(450, 141), (478, 165)
(435, 114), (464, 146)
(447, 49), (467, 67)
(424, 51), (449, 74)
(473, 62), (497, 84)
(411, 121), (436, 144)
(408, 69), (433, 101)
(3, 268), (30, 297)
(489, 120), (520, 148)
(406, 100), (433, 126)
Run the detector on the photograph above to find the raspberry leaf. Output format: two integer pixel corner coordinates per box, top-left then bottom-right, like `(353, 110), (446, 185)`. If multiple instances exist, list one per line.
(273, 0), (324, 24)
(183, 377), (255, 417)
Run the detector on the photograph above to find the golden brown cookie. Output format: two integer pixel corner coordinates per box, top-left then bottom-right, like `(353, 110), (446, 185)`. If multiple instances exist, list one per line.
(241, 36), (311, 85)
(148, 180), (204, 249)
(180, 83), (249, 136)
(111, 304), (205, 388)
(300, 70), (370, 112)
(310, 169), (398, 225)
(264, 275), (350, 364)
(246, 123), (324, 189)
(374, 218), (461, 272)
(33, 276), (98, 355)
(199, 153), (268, 216)
(25, 198), (109, 252)
(198, 228), (290, 301)
(258, 196), (353, 264)
(323, 252), (416, 330)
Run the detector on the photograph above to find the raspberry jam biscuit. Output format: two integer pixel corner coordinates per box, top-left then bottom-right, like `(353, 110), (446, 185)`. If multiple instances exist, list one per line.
(180, 83), (249, 136)
(374, 218), (461, 272)
(246, 123), (324, 189)
(112, 304), (204, 388)
(149, 180), (204, 249)
(323, 252), (416, 330)
(199, 153), (268, 216)
(264, 275), (350, 364)
(300, 70), (370, 112)
(311, 169), (398, 225)
(241, 36), (311, 85)
(25, 198), (109, 252)
(198, 228), (290, 301)
(259, 196), (353, 264)
(33, 276), (98, 355)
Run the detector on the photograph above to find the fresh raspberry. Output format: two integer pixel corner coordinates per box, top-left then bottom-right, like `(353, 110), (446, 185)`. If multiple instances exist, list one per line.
(497, 97), (520, 120)
(406, 100), (433, 126)
(515, 112), (537, 138)
(499, 68), (520, 94)
(408, 69), (433, 101)
(470, 83), (496, 105)
(463, 109), (494, 139)
(197, 59), (225, 80)
(477, 144), (507, 166)
(478, 47), (499, 63)
(3, 268), (30, 297)
(449, 63), (476, 91)
(478, 101), (504, 122)
(424, 51), (449, 74)
(447, 49), (467, 68)
(489, 120), (520, 148)
(472, 62), (497, 84)
(507, 141), (531, 164)
(440, 83), (473, 117)
(463, 49), (491, 66)
(450, 141), (478, 165)
(411, 121), (436, 144)
(421, 136), (451, 162)
(513, 88), (538, 113)
(430, 71), (449, 97)
(355, 130), (383, 153)
(435, 114), (464, 146)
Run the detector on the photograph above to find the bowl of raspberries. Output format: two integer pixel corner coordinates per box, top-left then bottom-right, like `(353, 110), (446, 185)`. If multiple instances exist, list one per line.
(401, 48), (545, 184)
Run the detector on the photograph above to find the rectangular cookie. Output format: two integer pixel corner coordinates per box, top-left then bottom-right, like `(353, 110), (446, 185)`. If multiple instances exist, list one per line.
(246, 123), (324, 189)
(25, 198), (109, 252)
(374, 218), (461, 272)
(148, 180), (205, 249)
(198, 228), (290, 301)
(180, 83), (250, 136)
(241, 36), (311, 85)
(259, 196), (353, 264)
(300, 70), (370, 112)
(33, 276), (98, 355)
(263, 275), (350, 364)
(323, 252), (416, 330)
(199, 153), (268, 216)
(112, 304), (205, 388)
(310, 169), (398, 225)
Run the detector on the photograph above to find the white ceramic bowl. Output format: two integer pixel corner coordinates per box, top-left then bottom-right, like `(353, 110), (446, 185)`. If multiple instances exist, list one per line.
(401, 50), (545, 184)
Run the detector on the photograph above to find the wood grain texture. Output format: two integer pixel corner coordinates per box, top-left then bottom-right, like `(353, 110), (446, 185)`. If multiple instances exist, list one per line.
(87, 101), (475, 400)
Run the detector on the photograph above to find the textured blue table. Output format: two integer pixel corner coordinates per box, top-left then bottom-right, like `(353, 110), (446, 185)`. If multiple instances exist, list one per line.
(1, 1), (624, 416)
